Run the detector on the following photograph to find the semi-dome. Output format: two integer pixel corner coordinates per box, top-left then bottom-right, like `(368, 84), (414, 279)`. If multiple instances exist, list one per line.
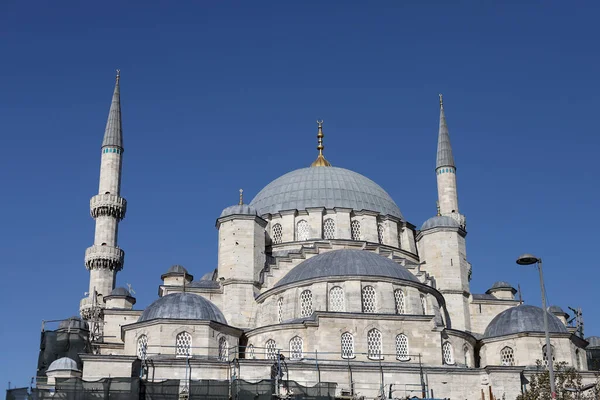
(47, 357), (79, 372)
(274, 249), (418, 288)
(420, 215), (460, 231)
(249, 167), (402, 219)
(219, 204), (258, 218)
(484, 305), (568, 338)
(138, 293), (227, 324)
(58, 316), (89, 331)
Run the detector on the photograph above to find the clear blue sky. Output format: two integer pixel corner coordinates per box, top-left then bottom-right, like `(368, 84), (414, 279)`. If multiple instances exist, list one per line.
(1, 0), (598, 389)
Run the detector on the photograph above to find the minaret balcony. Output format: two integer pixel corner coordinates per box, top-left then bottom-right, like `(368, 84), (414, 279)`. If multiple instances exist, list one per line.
(79, 296), (104, 320)
(85, 245), (124, 271)
(90, 194), (127, 220)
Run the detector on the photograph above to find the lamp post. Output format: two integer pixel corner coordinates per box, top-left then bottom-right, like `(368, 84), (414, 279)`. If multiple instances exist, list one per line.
(516, 253), (556, 399)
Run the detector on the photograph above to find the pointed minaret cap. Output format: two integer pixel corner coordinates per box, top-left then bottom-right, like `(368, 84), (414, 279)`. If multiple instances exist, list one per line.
(436, 94), (455, 170)
(102, 70), (123, 149)
(310, 120), (332, 167)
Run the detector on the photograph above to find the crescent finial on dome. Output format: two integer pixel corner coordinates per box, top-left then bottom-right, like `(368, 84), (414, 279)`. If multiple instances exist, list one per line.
(311, 120), (332, 167)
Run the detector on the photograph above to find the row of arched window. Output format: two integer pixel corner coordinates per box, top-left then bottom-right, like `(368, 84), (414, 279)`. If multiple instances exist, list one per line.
(250, 332), (455, 364)
(136, 332), (229, 361)
(271, 220), (400, 246)
(278, 287), (427, 322)
(499, 345), (581, 370)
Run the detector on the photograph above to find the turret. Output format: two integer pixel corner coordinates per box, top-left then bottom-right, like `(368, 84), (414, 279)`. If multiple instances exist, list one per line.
(215, 190), (267, 327)
(80, 71), (126, 322)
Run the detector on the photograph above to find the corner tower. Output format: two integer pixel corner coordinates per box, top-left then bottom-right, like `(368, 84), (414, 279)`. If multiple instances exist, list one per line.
(80, 71), (126, 322)
(436, 95), (465, 228)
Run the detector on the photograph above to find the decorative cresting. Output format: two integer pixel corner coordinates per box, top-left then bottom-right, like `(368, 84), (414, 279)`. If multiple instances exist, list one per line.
(90, 193), (127, 219)
(310, 120), (332, 167)
(85, 245), (125, 271)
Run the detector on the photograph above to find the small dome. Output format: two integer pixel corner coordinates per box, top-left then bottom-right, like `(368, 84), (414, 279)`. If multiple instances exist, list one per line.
(109, 287), (132, 297)
(274, 249), (419, 288)
(200, 270), (216, 281)
(484, 305), (568, 338)
(58, 316), (89, 331)
(486, 281), (517, 294)
(586, 336), (600, 348)
(219, 204), (258, 218)
(420, 216), (460, 231)
(138, 293), (227, 324)
(47, 357), (79, 372)
(548, 305), (568, 316)
(165, 265), (188, 274)
(249, 167), (402, 218)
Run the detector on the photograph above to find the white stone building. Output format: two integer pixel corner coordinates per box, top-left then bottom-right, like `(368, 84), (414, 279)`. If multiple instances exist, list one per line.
(35, 74), (600, 400)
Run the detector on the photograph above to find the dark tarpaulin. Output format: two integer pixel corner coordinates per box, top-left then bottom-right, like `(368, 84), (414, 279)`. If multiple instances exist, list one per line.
(37, 330), (91, 377)
(6, 388), (30, 400)
(189, 380), (229, 400)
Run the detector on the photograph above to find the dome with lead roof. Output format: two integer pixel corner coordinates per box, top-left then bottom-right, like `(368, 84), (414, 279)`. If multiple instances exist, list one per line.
(249, 167), (402, 219)
(484, 305), (567, 338)
(138, 293), (227, 324)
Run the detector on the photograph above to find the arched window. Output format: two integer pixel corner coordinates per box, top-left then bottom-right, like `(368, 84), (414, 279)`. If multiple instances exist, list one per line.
(176, 332), (192, 357)
(265, 339), (277, 360)
(442, 342), (454, 365)
(377, 223), (384, 244)
(367, 329), (383, 359)
(277, 297), (283, 323)
(289, 336), (303, 360)
(395, 334), (409, 361)
(394, 289), (405, 314)
(362, 286), (377, 313)
(218, 337), (228, 361)
(296, 220), (310, 241)
(300, 290), (313, 317)
(323, 218), (336, 239)
(272, 223), (283, 244)
(329, 286), (345, 312)
(247, 344), (255, 359)
(137, 335), (148, 360)
(351, 220), (361, 240)
(501, 346), (514, 366)
(542, 344), (555, 367)
(341, 332), (354, 359)
(420, 294), (427, 315)
(464, 345), (471, 367)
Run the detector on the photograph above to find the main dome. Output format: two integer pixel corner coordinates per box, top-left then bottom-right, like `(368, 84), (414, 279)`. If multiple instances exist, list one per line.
(249, 167), (402, 218)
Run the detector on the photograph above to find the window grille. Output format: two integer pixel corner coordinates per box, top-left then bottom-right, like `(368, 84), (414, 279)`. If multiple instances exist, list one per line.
(395, 334), (409, 361)
(377, 224), (384, 244)
(542, 345), (555, 367)
(176, 332), (192, 357)
(137, 335), (148, 360)
(362, 286), (377, 313)
(218, 337), (228, 361)
(272, 223), (283, 244)
(394, 289), (405, 314)
(420, 294), (427, 314)
(351, 220), (361, 240)
(247, 344), (255, 359)
(329, 286), (345, 311)
(277, 297), (283, 323)
(501, 346), (514, 366)
(300, 290), (313, 317)
(464, 345), (470, 367)
(367, 329), (383, 359)
(265, 339), (277, 360)
(296, 220), (310, 241)
(341, 332), (354, 359)
(323, 218), (336, 239)
(289, 336), (303, 360)
(442, 342), (454, 365)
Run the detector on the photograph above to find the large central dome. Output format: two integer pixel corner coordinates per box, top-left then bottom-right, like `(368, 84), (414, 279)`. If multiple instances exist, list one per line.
(250, 167), (402, 218)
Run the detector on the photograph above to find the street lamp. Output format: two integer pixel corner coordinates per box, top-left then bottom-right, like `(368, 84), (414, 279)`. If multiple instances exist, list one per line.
(516, 253), (556, 399)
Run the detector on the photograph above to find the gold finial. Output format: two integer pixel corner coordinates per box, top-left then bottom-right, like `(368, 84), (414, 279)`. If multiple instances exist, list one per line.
(311, 120), (332, 167)
(439, 93), (443, 108)
(436, 201), (441, 216)
(239, 189), (243, 205)
(116, 69), (121, 84)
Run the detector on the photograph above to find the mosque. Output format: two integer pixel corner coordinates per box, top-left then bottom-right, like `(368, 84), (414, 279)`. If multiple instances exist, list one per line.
(33, 72), (600, 400)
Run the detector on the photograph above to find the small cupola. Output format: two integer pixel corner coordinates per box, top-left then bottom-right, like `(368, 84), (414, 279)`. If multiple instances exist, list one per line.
(548, 305), (569, 326)
(161, 265), (193, 287)
(486, 281), (517, 300)
(105, 287), (136, 310)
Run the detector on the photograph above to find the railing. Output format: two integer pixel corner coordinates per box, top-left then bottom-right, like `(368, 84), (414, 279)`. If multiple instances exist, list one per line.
(84, 245), (125, 270)
(90, 193), (127, 219)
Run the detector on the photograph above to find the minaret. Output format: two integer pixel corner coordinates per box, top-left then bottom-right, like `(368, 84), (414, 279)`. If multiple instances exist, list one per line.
(80, 71), (127, 321)
(436, 95), (465, 228)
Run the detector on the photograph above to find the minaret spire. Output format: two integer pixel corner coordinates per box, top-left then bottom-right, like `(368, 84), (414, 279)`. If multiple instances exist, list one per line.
(436, 94), (455, 170)
(310, 120), (332, 167)
(81, 72), (127, 331)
